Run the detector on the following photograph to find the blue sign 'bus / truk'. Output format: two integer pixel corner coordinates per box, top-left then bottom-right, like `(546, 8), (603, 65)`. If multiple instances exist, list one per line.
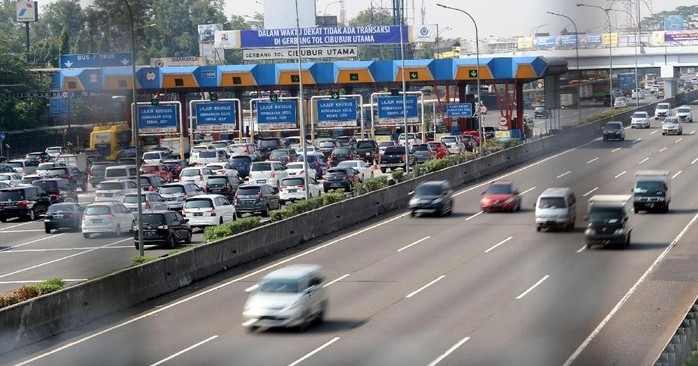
(195, 102), (236, 131)
(137, 105), (178, 134)
(317, 99), (357, 128)
(377, 95), (419, 124)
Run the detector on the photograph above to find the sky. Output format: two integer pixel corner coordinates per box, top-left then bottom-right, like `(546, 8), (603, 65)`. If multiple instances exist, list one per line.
(47, 0), (692, 39)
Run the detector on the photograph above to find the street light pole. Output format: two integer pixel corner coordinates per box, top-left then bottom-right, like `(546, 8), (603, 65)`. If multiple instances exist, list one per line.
(578, 3), (613, 108)
(610, 8), (641, 107)
(529, 23), (547, 38)
(123, 0), (144, 255)
(398, 10), (410, 174)
(435, 26), (452, 59)
(547, 11), (582, 125)
(295, 0), (310, 200)
(437, 4), (483, 152)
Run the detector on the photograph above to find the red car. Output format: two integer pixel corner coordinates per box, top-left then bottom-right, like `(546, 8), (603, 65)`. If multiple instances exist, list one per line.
(462, 131), (481, 145)
(480, 181), (521, 212)
(140, 164), (173, 182)
(427, 141), (450, 159)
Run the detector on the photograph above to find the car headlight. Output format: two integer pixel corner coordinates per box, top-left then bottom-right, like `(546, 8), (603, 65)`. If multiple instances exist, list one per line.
(432, 197), (443, 204)
(585, 228), (595, 235)
(409, 198), (418, 206)
(481, 198), (490, 204)
(505, 197), (515, 204)
(657, 197), (665, 201)
(614, 228), (625, 235)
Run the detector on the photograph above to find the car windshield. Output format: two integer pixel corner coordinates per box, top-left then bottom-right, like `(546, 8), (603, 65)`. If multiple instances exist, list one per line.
(664, 119), (678, 124)
(415, 184), (443, 196)
(7, 162), (23, 168)
(282, 178), (305, 186)
(0, 191), (24, 201)
(207, 165), (223, 170)
(46, 148), (61, 153)
(658, 104), (670, 110)
(98, 182), (124, 190)
(259, 279), (300, 293)
(160, 186), (185, 194)
(379, 141), (395, 147)
(412, 145), (428, 151)
(298, 154), (317, 163)
(123, 195), (150, 203)
(207, 177), (228, 185)
(336, 161), (356, 169)
(333, 148), (350, 154)
(85, 205), (111, 215)
(487, 184), (512, 194)
(211, 142), (227, 149)
(143, 153), (160, 159)
(231, 156), (252, 164)
(633, 112), (647, 118)
(251, 163), (271, 171)
(37, 163), (55, 169)
(605, 123), (622, 129)
(259, 140), (279, 148)
(635, 181), (664, 193)
(589, 209), (623, 224)
(356, 141), (374, 148)
(440, 137), (456, 143)
(47, 204), (77, 213)
(33, 181), (59, 192)
(0, 175), (14, 181)
(181, 169), (200, 177)
(286, 163), (304, 170)
(270, 151), (287, 158)
(384, 147), (404, 154)
(141, 214), (166, 225)
(237, 186), (261, 195)
(184, 199), (213, 208)
(678, 108), (691, 113)
(319, 142), (335, 148)
(538, 197), (566, 208)
(199, 151), (217, 158)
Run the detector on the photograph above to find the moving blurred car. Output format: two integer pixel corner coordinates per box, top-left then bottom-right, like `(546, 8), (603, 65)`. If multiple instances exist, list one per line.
(534, 106), (549, 118)
(81, 202), (134, 238)
(43, 202), (84, 233)
(480, 181), (522, 212)
(134, 211), (192, 249)
(654, 102), (671, 119)
(408, 180), (454, 217)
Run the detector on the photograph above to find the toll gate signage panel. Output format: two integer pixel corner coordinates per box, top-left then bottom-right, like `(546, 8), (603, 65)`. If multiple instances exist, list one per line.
(317, 99), (357, 128)
(195, 102), (236, 131)
(257, 101), (297, 130)
(445, 103), (473, 118)
(377, 96), (419, 124)
(137, 105), (178, 133)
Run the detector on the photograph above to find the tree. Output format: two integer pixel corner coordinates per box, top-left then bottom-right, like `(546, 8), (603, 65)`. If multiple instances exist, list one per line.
(640, 5), (698, 31)
(348, 8), (394, 61)
(0, 39), (47, 130)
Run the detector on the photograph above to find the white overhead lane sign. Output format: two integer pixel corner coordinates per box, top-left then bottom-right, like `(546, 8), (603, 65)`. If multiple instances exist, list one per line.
(243, 46), (358, 61)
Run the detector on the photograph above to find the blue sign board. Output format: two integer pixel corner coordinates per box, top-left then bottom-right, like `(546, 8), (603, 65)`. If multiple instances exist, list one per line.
(60, 53), (133, 69)
(665, 15), (685, 30)
(317, 99), (357, 128)
(240, 25), (408, 48)
(49, 97), (71, 116)
(137, 105), (178, 134)
(533, 36), (557, 48)
(257, 101), (297, 130)
(195, 102), (236, 131)
(377, 95), (419, 124)
(618, 73), (637, 90)
(0, 132), (5, 142)
(445, 103), (473, 118)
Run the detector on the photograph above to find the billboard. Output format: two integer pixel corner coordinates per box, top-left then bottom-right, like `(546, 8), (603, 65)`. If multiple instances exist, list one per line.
(665, 30), (698, 42)
(264, 0), (316, 29)
(198, 23), (223, 63)
(243, 46), (358, 61)
(664, 15), (685, 31)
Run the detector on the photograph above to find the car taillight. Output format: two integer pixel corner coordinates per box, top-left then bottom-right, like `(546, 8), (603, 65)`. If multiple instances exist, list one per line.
(234, 193), (238, 200)
(270, 172), (276, 178)
(183, 194), (188, 200)
(299, 184), (306, 189)
(18, 200), (28, 208)
(248, 172), (252, 178)
(280, 185), (287, 190)
(258, 192), (263, 199)
(108, 213), (116, 219)
(157, 225), (169, 230)
(62, 174), (70, 179)
(50, 194), (60, 200)
(145, 200), (151, 208)
(66, 213), (74, 219)
(82, 213), (86, 220)
(210, 209), (216, 217)
(344, 175), (349, 180)
(117, 191), (124, 196)
(401, 155), (406, 162)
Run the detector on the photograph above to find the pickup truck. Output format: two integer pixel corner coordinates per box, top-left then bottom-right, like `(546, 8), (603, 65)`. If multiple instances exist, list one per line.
(355, 140), (379, 163)
(379, 146), (415, 173)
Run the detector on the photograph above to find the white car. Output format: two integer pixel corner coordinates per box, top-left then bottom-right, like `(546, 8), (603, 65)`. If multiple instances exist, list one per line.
(336, 160), (374, 181)
(142, 151), (168, 165)
(81, 202), (135, 238)
(285, 162), (310, 179)
(279, 176), (322, 203)
(630, 111), (650, 129)
(397, 133), (423, 146)
(179, 167), (215, 188)
(120, 192), (169, 217)
(182, 194), (236, 228)
(631, 89), (645, 100)
(188, 145), (216, 165)
(44, 146), (68, 158)
(205, 162), (240, 180)
(36, 162), (65, 177)
(0, 173), (22, 187)
(613, 96), (627, 109)
(439, 136), (465, 154)
(295, 146), (317, 155)
(676, 106), (694, 123)
(662, 117), (683, 135)
(95, 179), (139, 202)
(654, 103), (671, 119)
(7, 160), (37, 176)
(248, 161), (288, 188)
(191, 150), (227, 166)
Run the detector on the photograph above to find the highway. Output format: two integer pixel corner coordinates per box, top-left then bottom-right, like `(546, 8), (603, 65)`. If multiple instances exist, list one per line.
(3, 101), (698, 365)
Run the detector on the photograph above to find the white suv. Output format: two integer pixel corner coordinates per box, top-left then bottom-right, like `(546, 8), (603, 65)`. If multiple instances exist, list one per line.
(676, 106), (694, 123)
(82, 202), (135, 238)
(630, 111), (650, 129)
(248, 161), (288, 188)
(95, 179), (139, 202)
(654, 103), (671, 120)
(179, 167), (214, 188)
(182, 194), (236, 228)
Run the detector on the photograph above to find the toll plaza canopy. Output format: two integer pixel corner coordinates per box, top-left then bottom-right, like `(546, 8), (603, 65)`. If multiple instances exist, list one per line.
(57, 56), (566, 92)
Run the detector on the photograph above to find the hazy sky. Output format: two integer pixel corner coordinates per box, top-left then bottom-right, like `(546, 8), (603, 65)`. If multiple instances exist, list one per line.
(47, 0), (692, 39)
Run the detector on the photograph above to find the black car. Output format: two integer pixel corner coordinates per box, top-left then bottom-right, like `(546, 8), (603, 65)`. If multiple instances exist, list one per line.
(355, 140), (379, 163)
(602, 121), (625, 141)
(379, 146), (415, 173)
(46, 166), (88, 191)
(204, 175), (239, 200)
(533, 106), (549, 119)
(89, 161), (117, 188)
(134, 211), (192, 249)
(328, 147), (357, 167)
(162, 159), (188, 178)
(481, 126), (497, 140)
(0, 186), (51, 222)
(316, 140), (337, 159)
(257, 138), (283, 161)
(233, 184), (281, 217)
(269, 149), (297, 166)
(139, 174), (166, 192)
(335, 136), (357, 148)
(229, 155), (253, 178)
(323, 167), (360, 193)
(43, 202), (84, 233)
(409, 180), (454, 217)
(33, 178), (78, 203)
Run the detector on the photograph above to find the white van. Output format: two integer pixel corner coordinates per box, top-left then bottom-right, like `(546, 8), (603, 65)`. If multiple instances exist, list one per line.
(142, 151), (168, 165)
(535, 187), (577, 232)
(104, 165), (138, 181)
(242, 264), (328, 332)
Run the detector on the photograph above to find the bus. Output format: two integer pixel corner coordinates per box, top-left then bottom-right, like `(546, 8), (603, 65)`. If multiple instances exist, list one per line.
(90, 125), (132, 160)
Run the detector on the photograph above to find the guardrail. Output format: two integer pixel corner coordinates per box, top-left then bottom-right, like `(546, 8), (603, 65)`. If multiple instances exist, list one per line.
(1, 90), (697, 356)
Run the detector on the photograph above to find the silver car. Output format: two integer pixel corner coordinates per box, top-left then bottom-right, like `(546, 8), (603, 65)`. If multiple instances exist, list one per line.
(120, 192), (168, 217)
(158, 182), (204, 210)
(662, 117), (683, 135)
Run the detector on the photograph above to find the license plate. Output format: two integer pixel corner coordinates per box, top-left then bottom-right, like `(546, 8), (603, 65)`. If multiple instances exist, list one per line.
(288, 189), (297, 193)
(257, 180), (266, 184)
(243, 200), (255, 204)
(92, 219), (102, 224)
(365, 152), (371, 156)
(104, 193), (113, 197)
(53, 214), (63, 219)
(193, 212), (203, 216)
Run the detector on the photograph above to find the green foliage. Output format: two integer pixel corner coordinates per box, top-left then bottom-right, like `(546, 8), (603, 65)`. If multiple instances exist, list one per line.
(411, 153), (476, 177)
(321, 191), (346, 205)
(348, 7), (395, 60)
(392, 169), (406, 182)
(586, 107), (633, 123)
(204, 216), (262, 242)
(355, 176), (389, 195)
(131, 255), (158, 266)
(270, 192), (346, 222)
(0, 278), (65, 309)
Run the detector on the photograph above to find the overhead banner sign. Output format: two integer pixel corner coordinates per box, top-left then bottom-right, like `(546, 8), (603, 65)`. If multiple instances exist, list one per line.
(60, 53), (132, 69)
(377, 96), (419, 124)
(257, 101), (297, 130)
(665, 30), (698, 42)
(317, 99), (358, 128)
(150, 56), (203, 68)
(243, 46), (358, 60)
(445, 103), (473, 118)
(215, 25), (436, 49)
(195, 102), (236, 131)
(137, 105), (178, 134)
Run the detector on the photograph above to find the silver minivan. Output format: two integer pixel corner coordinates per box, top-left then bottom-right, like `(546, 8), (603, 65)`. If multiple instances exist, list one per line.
(104, 165), (138, 181)
(242, 264), (328, 332)
(535, 187), (577, 232)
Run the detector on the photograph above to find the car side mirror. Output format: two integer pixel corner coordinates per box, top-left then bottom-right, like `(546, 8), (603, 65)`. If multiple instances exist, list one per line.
(623, 216), (629, 222)
(408, 191), (414, 196)
(183, 219), (189, 223)
(583, 215), (589, 221)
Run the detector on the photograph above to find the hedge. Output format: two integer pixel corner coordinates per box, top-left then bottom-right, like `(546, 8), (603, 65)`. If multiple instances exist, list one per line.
(270, 191), (346, 222)
(355, 176), (389, 195)
(0, 278), (65, 309)
(204, 216), (262, 242)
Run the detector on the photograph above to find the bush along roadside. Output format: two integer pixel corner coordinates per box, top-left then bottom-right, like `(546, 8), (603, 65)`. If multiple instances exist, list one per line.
(205, 216), (262, 242)
(354, 176), (389, 195)
(586, 107), (633, 123)
(270, 191), (346, 222)
(0, 278), (65, 309)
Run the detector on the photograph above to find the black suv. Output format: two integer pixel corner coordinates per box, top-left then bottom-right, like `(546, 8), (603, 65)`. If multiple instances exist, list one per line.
(47, 166), (88, 191)
(134, 211), (192, 249)
(257, 138), (283, 160)
(33, 178), (78, 203)
(355, 140), (379, 163)
(234, 184), (281, 217)
(602, 121), (625, 141)
(0, 186), (52, 222)
(205, 175), (239, 200)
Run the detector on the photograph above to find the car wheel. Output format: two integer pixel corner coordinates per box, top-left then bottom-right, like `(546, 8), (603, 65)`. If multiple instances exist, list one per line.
(380, 167), (386, 173)
(45, 227), (51, 234)
(130, 220), (136, 232)
(27, 209), (36, 221)
(410, 211), (415, 218)
(185, 230), (192, 244)
(134, 241), (140, 250)
(245, 325), (259, 333)
(219, 217), (224, 225)
(83, 233), (91, 239)
(115, 224), (121, 237)
(624, 232), (631, 249)
(262, 204), (270, 217)
(586, 243), (592, 250)
(167, 234), (177, 249)
(236, 212), (242, 218)
(536, 225), (541, 232)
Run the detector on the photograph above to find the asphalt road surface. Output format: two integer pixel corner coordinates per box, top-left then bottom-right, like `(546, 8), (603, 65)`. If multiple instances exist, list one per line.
(3, 102), (698, 365)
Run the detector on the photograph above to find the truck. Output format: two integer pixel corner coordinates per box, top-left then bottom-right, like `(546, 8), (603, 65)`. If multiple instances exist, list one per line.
(632, 170), (671, 213)
(584, 195), (633, 249)
(160, 137), (190, 159)
(54, 153), (88, 172)
(617, 72), (637, 94)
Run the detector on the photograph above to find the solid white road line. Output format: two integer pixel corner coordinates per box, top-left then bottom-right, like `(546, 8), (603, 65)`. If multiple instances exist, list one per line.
(675, 138), (683, 143)
(576, 245), (587, 253)
(691, 130), (696, 135)
(638, 157), (649, 165)
(650, 130), (658, 135)
(484, 237), (513, 253)
(515, 275), (550, 300)
(614, 171), (627, 179)
(692, 157), (698, 165)
(0, 238), (131, 279)
(5, 246), (134, 253)
(564, 212), (698, 366)
(398, 236), (431, 252)
(426, 336), (471, 366)
(244, 284), (259, 292)
(582, 187), (599, 197)
(519, 187), (536, 195)
(406, 275), (446, 298)
(149, 335), (219, 366)
(659, 147), (667, 152)
(0, 279), (87, 284)
(287, 337), (341, 366)
(0, 234), (65, 251)
(557, 171), (572, 179)
(0, 230), (48, 233)
(672, 171), (682, 179)
(633, 138), (642, 144)
(323, 274), (350, 288)
(611, 148), (621, 153)
(586, 158), (599, 164)
(0, 222), (34, 231)
(464, 211), (483, 221)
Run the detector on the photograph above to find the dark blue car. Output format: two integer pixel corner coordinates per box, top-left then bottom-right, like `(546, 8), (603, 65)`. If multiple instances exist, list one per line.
(230, 155), (253, 178)
(297, 152), (328, 180)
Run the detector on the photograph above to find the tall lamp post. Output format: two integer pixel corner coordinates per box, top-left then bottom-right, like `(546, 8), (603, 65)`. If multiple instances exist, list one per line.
(529, 23), (547, 38)
(294, 0), (310, 200)
(437, 4), (483, 151)
(577, 3), (613, 108)
(123, 0), (144, 255)
(547, 11), (582, 125)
